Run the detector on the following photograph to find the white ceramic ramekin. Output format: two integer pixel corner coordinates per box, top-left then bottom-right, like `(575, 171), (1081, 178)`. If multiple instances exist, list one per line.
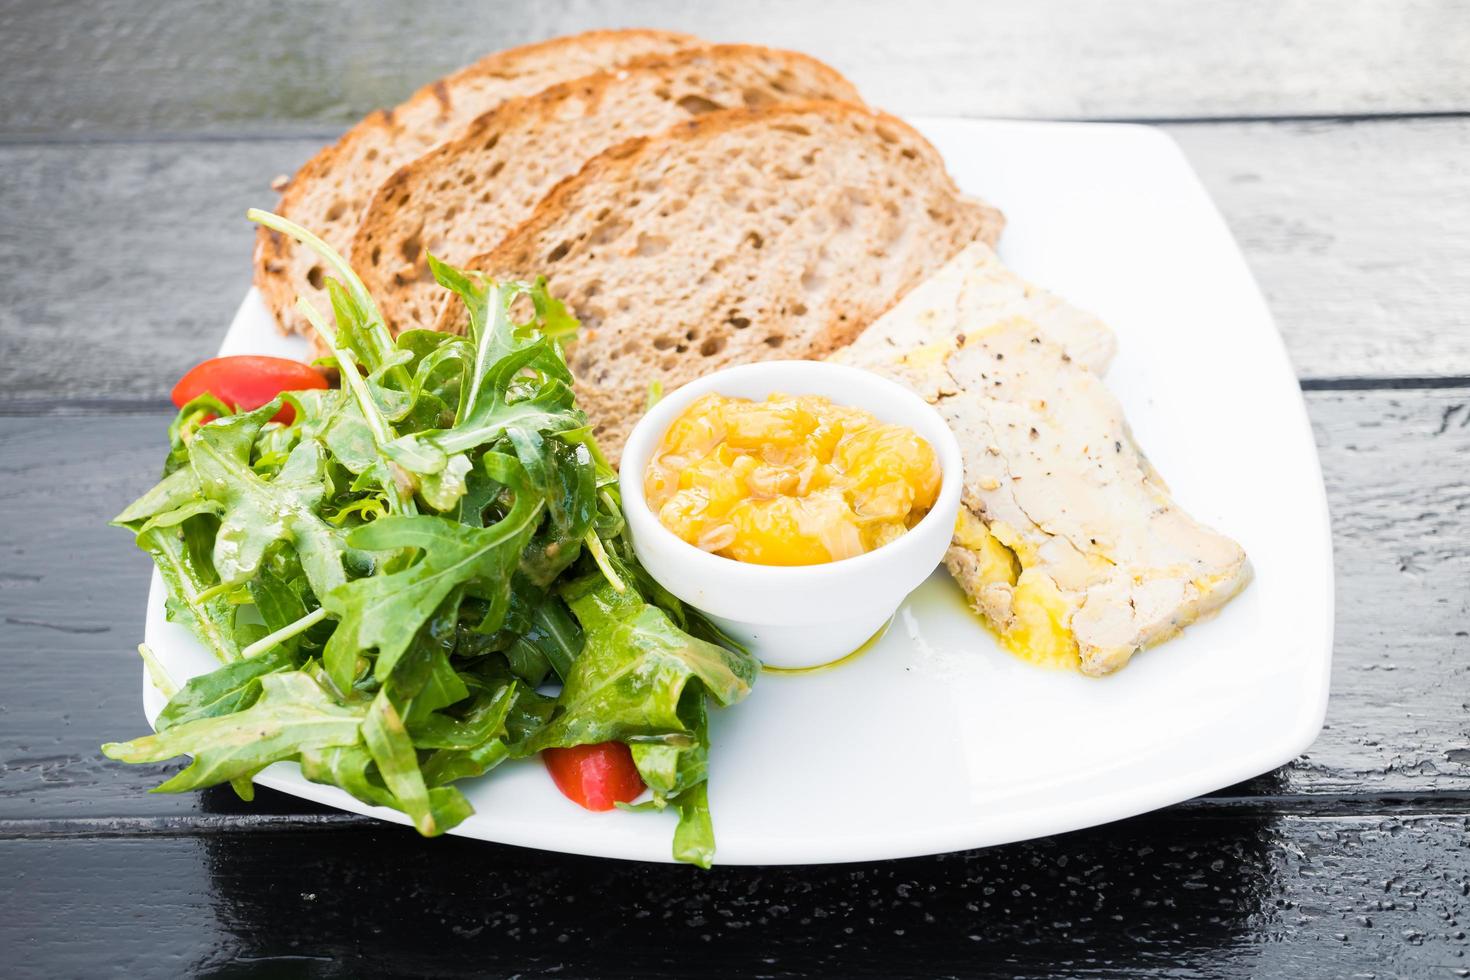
(618, 360), (964, 669)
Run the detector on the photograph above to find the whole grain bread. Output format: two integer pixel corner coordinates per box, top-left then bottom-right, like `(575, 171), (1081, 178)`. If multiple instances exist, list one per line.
(355, 45), (862, 336)
(438, 100), (1004, 459)
(253, 29), (698, 338)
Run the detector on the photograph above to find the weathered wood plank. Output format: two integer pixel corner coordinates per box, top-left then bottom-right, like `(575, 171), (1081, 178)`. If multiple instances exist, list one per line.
(3, 118), (1468, 398)
(0, 138), (289, 404)
(1172, 118), (1470, 380)
(3, 0), (1468, 136)
(5, 812), (1470, 978)
(2, 387), (1466, 820)
(1309, 389), (1470, 793)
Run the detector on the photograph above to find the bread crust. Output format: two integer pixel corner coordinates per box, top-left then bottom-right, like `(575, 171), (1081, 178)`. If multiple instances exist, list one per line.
(352, 44), (863, 336)
(253, 28), (697, 337)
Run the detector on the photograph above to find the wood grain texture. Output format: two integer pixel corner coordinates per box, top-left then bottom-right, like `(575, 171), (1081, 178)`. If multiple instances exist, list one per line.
(1173, 118), (1470, 379)
(3, 3), (1466, 975)
(0, 138), (292, 404)
(4, 119), (1469, 404)
(1308, 389), (1470, 792)
(4, 0), (1468, 136)
(7, 812), (1470, 978)
(2, 388), (1466, 821)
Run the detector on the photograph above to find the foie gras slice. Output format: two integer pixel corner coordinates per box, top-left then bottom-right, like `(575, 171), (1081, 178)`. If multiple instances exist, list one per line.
(843, 313), (1251, 675)
(836, 242), (1118, 377)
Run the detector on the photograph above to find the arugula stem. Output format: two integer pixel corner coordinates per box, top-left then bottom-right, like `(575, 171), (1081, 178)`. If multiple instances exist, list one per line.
(296, 298), (417, 518)
(584, 531), (626, 593)
(295, 300), (383, 434)
(137, 643), (179, 699)
(246, 209), (404, 383)
(584, 435), (615, 474)
(192, 579), (237, 605)
(239, 606), (329, 659)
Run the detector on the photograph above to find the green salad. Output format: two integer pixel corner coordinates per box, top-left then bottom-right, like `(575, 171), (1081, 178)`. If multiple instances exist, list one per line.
(103, 210), (758, 867)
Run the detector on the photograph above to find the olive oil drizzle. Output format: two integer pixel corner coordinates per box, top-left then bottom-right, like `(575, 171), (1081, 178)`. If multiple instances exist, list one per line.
(759, 617), (894, 676)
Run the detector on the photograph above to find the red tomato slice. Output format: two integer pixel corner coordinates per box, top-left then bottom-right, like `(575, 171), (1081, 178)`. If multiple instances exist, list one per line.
(171, 356), (329, 425)
(542, 742), (646, 812)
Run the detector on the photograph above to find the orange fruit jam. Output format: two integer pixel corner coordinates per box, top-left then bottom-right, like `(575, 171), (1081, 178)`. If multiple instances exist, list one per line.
(644, 393), (941, 566)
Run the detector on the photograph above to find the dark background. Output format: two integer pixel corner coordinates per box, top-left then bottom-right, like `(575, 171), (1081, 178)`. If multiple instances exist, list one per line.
(3, 1), (1469, 977)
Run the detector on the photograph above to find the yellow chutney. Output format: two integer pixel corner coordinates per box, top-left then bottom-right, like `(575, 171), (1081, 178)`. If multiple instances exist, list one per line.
(644, 392), (941, 566)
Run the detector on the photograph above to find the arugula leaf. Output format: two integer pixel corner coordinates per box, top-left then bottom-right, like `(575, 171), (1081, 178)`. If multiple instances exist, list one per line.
(298, 743), (395, 808)
(320, 454), (543, 689)
(323, 274), (400, 382)
(418, 452), (472, 513)
(281, 388), (382, 477)
(421, 738), (511, 788)
(502, 637), (551, 687)
(412, 682), (517, 751)
(154, 645), (297, 731)
(524, 579), (758, 753)
(629, 689), (718, 868)
(518, 441), (596, 588)
(362, 688), (472, 836)
(134, 524), (239, 663)
(390, 330), (468, 441)
(430, 256), (550, 409)
(670, 782), (716, 869)
(417, 662), (526, 784)
(392, 605), (470, 729)
(396, 327), (460, 374)
(114, 466), (203, 526)
(631, 687), (710, 798)
(379, 264), (584, 512)
(452, 460), (505, 528)
(190, 411), (350, 597)
(383, 343), (580, 491)
(298, 742), (474, 831)
(113, 462), (239, 663)
(102, 671), (363, 791)
(525, 595), (584, 682)
(163, 393), (231, 474)
(247, 547), (319, 654)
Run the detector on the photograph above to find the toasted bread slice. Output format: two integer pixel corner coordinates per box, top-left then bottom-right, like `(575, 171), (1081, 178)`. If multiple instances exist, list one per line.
(355, 45), (862, 336)
(253, 29), (698, 337)
(438, 101), (1004, 458)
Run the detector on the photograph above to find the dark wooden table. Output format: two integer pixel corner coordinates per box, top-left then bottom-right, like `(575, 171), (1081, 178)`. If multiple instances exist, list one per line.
(4, 2), (1469, 977)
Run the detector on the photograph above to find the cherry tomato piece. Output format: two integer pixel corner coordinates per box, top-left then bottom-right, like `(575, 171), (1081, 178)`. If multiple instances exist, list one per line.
(171, 355), (329, 425)
(542, 741), (646, 811)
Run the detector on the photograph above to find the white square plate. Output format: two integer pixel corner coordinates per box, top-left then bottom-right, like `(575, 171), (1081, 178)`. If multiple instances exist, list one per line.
(143, 118), (1334, 864)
